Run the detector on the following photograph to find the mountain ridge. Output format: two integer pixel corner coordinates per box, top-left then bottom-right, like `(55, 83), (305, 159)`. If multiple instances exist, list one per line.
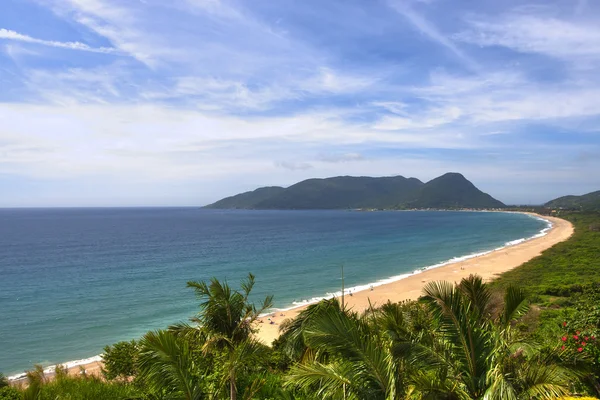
(545, 190), (600, 210)
(205, 173), (506, 210)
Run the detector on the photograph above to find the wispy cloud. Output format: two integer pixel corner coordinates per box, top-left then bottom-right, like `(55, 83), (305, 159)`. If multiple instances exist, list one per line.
(0, 28), (118, 54)
(455, 13), (600, 61)
(386, 0), (478, 71)
(41, 0), (167, 66)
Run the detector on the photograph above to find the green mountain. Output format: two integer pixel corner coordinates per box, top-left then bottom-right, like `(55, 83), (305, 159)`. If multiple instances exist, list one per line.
(205, 186), (285, 209)
(545, 190), (600, 210)
(253, 176), (424, 209)
(405, 172), (506, 209)
(205, 173), (505, 209)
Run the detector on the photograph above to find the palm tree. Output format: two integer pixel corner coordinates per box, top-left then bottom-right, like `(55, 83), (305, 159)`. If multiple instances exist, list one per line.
(277, 298), (343, 363)
(284, 303), (407, 399)
(138, 329), (207, 400)
(412, 274), (581, 399)
(187, 273), (273, 400)
(284, 275), (581, 399)
(137, 274), (273, 400)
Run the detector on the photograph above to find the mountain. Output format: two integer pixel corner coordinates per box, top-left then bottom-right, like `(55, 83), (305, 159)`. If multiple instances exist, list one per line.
(205, 186), (285, 209)
(545, 190), (600, 210)
(405, 173), (506, 209)
(205, 173), (505, 210)
(252, 176), (424, 209)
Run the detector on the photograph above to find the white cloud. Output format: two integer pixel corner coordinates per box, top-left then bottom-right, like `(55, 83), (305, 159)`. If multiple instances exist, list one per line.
(140, 67), (378, 111)
(373, 106), (463, 130)
(41, 0), (171, 66)
(0, 28), (118, 54)
(0, 101), (597, 206)
(455, 14), (600, 61)
(372, 69), (600, 127)
(0, 102), (489, 182)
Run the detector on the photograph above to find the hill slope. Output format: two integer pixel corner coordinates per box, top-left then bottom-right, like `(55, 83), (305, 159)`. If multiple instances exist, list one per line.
(206, 186), (285, 209)
(406, 173), (506, 209)
(545, 190), (600, 210)
(205, 173), (505, 210)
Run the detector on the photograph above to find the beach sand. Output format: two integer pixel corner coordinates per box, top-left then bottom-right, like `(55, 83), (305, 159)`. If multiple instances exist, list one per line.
(10, 361), (105, 388)
(10, 213), (573, 384)
(254, 213), (573, 345)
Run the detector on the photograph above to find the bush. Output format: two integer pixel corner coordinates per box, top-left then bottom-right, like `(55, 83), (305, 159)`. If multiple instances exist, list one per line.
(41, 375), (141, 400)
(0, 387), (21, 400)
(102, 340), (139, 380)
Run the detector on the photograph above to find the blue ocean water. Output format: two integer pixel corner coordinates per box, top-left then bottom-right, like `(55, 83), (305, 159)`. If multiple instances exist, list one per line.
(0, 209), (548, 376)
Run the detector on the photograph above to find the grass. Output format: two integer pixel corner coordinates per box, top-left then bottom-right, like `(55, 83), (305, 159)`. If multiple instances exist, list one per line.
(491, 212), (600, 296)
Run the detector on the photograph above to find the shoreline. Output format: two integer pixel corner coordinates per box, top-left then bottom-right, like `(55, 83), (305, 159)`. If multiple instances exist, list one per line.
(253, 212), (573, 345)
(260, 211), (552, 313)
(8, 212), (573, 382)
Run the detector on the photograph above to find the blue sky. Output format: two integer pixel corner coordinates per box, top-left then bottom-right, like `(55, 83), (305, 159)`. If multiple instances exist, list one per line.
(1, 0), (599, 206)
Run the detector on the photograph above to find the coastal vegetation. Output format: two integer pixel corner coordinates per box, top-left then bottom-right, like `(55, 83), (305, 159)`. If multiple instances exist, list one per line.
(205, 173), (505, 210)
(3, 212), (599, 399)
(545, 191), (600, 211)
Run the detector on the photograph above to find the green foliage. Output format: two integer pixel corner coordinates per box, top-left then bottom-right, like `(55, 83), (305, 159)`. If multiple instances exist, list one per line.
(205, 173), (505, 210)
(138, 329), (207, 400)
(492, 212), (600, 395)
(0, 374), (8, 389)
(135, 274), (274, 400)
(285, 305), (406, 399)
(186, 273), (273, 347)
(283, 275), (576, 399)
(492, 212), (600, 295)
(40, 375), (140, 400)
(102, 340), (139, 380)
(546, 190), (600, 211)
(3, 369), (141, 400)
(0, 387), (21, 400)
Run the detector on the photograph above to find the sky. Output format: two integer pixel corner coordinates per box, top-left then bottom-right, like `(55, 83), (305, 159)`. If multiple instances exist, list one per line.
(1, 0), (599, 207)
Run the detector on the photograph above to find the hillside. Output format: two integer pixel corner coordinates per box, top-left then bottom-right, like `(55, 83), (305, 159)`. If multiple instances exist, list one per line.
(545, 190), (600, 210)
(205, 173), (506, 209)
(205, 186), (285, 209)
(406, 172), (506, 209)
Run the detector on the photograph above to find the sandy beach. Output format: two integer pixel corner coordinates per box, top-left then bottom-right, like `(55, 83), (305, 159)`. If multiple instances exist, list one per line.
(254, 213), (573, 345)
(10, 213), (573, 383)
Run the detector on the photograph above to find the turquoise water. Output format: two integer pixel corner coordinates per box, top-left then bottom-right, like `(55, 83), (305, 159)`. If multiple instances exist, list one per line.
(0, 209), (548, 376)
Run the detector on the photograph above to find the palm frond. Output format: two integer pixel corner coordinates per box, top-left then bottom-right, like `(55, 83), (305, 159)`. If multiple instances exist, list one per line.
(458, 274), (492, 320)
(422, 279), (493, 397)
(285, 360), (362, 400)
(301, 305), (400, 398)
(138, 329), (205, 400)
(500, 286), (529, 327)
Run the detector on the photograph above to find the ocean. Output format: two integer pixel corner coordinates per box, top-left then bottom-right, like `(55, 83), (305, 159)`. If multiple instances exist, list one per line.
(0, 208), (548, 376)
